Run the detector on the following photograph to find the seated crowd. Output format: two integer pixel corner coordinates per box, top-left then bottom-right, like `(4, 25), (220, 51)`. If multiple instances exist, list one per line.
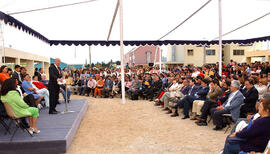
(0, 60), (270, 153)
(65, 61), (270, 153)
(0, 65), (70, 135)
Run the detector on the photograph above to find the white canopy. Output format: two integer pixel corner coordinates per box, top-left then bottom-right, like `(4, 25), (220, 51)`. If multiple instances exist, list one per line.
(1, 0), (270, 41)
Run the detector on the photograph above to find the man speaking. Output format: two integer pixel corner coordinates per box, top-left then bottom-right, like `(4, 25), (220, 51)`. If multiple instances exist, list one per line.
(48, 58), (62, 114)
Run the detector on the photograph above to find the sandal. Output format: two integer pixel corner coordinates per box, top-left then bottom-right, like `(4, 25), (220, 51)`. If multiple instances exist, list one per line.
(32, 128), (41, 134)
(28, 128), (33, 135)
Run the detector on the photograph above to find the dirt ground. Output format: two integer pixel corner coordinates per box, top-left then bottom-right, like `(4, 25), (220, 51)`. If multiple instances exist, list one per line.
(66, 95), (228, 154)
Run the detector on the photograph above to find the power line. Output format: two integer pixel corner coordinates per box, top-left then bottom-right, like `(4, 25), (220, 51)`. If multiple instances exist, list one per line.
(8, 0), (98, 15)
(158, 0), (212, 40)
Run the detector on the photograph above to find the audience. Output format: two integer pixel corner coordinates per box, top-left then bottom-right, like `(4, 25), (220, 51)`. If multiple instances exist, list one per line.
(87, 76), (96, 97)
(101, 76), (113, 98)
(12, 65), (23, 85)
(1, 78), (40, 134)
(211, 80), (244, 130)
(94, 76), (104, 97)
(223, 93), (270, 154)
(196, 79), (222, 126)
(240, 79), (259, 118)
(22, 74), (44, 109)
(32, 75), (50, 108)
(0, 59), (269, 149)
(0, 65), (10, 84)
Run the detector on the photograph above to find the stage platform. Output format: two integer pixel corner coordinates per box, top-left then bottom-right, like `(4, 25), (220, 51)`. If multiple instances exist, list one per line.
(0, 99), (88, 154)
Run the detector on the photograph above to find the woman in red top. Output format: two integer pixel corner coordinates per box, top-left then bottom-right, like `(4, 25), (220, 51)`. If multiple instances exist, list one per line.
(0, 65), (10, 83)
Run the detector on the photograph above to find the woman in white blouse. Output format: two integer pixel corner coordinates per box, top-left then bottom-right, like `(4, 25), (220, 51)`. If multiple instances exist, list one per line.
(255, 78), (268, 100)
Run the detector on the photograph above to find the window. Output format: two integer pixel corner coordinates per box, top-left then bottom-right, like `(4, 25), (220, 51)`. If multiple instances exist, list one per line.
(233, 50), (245, 55)
(146, 51), (151, 64)
(206, 49), (215, 56)
(187, 49), (193, 56)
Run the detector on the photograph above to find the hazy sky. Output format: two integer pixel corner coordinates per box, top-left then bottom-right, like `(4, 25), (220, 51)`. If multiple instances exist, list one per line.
(1, 0), (270, 64)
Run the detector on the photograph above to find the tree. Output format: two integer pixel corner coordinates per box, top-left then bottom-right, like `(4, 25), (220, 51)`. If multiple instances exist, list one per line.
(116, 61), (121, 65)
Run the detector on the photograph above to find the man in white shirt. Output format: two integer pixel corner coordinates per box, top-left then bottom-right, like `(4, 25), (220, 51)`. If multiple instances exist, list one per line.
(87, 76), (96, 96)
(191, 67), (200, 78)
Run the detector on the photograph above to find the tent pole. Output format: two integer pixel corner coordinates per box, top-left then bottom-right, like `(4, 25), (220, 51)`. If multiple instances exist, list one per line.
(89, 46), (91, 66)
(154, 46), (158, 66)
(119, 0), (125, 104)
(203, 46), (206, 65)
(218, 0), (222, 76)
(107, 0), (119, 41)
(0, 21), (5, 65)
(159, 47), (162, 73)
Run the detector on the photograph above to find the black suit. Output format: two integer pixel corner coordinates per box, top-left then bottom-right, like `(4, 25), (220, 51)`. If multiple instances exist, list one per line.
(11, 71), (23, 85)
(48, 64), (62, 112)
(240, 86), (259, 117)
(34, 71), (42, 81)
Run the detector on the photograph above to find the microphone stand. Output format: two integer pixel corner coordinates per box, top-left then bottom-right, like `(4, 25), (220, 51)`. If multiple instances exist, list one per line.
(61, 82), (75, 114)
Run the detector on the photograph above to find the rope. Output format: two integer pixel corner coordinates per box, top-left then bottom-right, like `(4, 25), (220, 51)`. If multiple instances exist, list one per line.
(211, 11), (270, 41)
(8, 0), (98, 15)
(158, 0), (212, 40)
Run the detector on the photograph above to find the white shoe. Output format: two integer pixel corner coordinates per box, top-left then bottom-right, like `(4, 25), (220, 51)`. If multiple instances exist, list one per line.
(37, 104), (42, 109)
(32, 128), (40, 134)
(28, 129), (33, 135)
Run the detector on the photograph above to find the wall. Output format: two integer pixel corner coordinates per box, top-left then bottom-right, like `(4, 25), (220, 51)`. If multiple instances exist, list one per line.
(204, 45), (221, 64)
(124, 45), (160, 65)
(228, 44), (249, 64)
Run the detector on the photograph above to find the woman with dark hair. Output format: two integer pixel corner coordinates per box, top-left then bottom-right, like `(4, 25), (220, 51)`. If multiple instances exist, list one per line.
(7, 68), (13, 76)
(0, 65), (10, 83)
(0, 78), (40, 134)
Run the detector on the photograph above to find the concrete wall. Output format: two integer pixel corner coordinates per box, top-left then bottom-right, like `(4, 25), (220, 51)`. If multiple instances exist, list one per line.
(165, 44), (250, 66)
(226, 44), (248, 64)
(1, 47), (50, 78)
(167, 45), (185, 63)
(246, 49), (270, 64)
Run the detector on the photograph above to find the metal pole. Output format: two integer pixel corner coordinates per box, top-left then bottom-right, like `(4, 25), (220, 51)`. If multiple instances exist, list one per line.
(65, 84), (68, 112)
(154, 46), (158, 66)
(119, 0), (125, 104)
(218, 0), (222, 76)
(89, 46), (91, 66)
(159, 47), (162, 73)
(0, 21), (6, 65)
(203, 46), (206, 65)
(107, 0), (119, 41)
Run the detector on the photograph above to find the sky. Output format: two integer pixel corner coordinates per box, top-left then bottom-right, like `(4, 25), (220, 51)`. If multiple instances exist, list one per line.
(1, 0), (270, 64)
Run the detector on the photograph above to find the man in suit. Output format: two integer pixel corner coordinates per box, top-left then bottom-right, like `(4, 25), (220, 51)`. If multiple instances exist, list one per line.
(240, 79), (259, 118)
(196, 79), (222, 126)
(12, 65), (23, 85)
(210, 80), (244, 130)
(78, 75), (88, 96)
(37, 68), (43, 81)
(48, 58), (62, 114)
(101, 76), (113, 98)
(170, 79), (203, 118)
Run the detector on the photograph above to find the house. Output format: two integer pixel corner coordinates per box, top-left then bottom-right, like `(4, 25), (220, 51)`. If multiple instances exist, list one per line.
(124, 45), (161, 66)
